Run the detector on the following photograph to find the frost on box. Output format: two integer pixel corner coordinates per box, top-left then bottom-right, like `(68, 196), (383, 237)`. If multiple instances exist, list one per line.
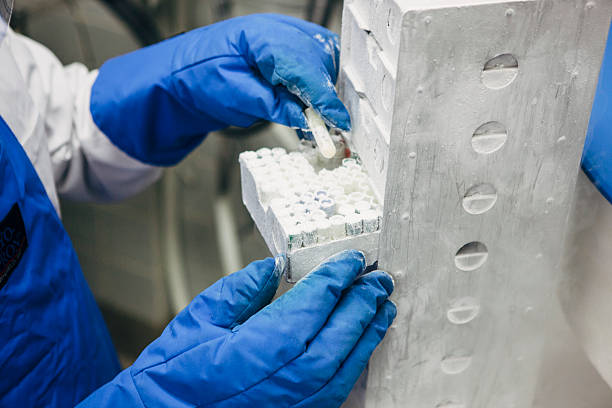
(240, 140), (382, 282)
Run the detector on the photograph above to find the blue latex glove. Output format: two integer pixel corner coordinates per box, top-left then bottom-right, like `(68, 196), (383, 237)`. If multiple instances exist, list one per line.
(90, 13), (350, 166)
(77, 250), (396, 407)
(583, 23), (612, 203)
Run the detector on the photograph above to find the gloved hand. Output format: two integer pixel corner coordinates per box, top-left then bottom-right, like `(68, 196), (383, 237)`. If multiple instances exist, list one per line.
(582, 24), (612, 202)
(90, 13), (350, 166)
(77, 250), (396, 408)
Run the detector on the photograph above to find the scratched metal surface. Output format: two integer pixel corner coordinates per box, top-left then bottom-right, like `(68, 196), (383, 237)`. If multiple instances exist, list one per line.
(339, 0), (612, 407)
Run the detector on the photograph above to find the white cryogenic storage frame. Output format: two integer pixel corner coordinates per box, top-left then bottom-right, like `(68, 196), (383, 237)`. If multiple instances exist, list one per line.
(336, 0), (612, 407)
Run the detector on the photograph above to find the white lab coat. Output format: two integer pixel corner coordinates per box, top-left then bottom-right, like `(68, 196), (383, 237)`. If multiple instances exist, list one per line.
(0, 28), (161, 215)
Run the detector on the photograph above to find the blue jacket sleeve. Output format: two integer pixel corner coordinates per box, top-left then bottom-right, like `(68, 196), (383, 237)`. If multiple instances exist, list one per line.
(90, 14), (350, 166)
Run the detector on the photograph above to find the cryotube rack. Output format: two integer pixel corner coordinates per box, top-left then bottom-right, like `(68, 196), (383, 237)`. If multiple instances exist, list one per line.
(240, 145), (382, 281)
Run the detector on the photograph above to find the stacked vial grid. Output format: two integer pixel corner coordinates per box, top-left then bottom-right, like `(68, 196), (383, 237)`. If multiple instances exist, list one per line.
(239, 145), (383, 251)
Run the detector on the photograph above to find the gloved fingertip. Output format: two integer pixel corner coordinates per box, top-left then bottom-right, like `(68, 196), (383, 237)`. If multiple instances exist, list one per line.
(385, 300), (398, 322)
(377, 271), (395, 296)
(321, 106), (351, 132)
(373, 301), (397, 337)
(358, 270), (394, 298)
(335, 249), (366, 267)
(323, 250), (366, 280)
(254, 257), (277, 272)
(387, 271), (396, 292)
(341, 115), (352, 132)
(341, 122), (352, 132)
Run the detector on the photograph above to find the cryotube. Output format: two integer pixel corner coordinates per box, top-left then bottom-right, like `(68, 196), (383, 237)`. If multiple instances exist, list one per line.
(307, 183), (324, 194)
(301, 192), (315, 203)
(304, 107), (336, 159)
(346, 214), (364, 236)
(329, 215), (347, 240)
(361, 209), (380, 233)
(275, 206), (293, 220)
(309, 209), (328, 221)
(354, 200), (371, 214)
(328, 186), (345, 199)
(287, 225), (304, 250)
(291, 203), (307, 217)
(338, 204), (356, 217)
(358, 182), (371, 193)
(292, 214), (308, 226)
(269, 198), (287, 209)
(342, 158), (357, 168)
(279, 155), (293, 168)
(260, 182), (280, 203)
(316, 219), (333, 242)
(301, 222), (318, 247)
(247, 157), (269, 171)
(348, 192), (366, 204)
(271, 147), (287, 158)
(304, 202), (321, 215)
(240, 151), (258, 163)
(256, 147), (273, 158)
(335, 195), (350, 206)
(319, 198), (336, 217)
(315, 190), (328, 201)
(335, 166), (349, 177)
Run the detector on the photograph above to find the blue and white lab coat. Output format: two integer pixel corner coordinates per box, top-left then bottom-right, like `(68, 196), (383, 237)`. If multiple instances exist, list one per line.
(0, 28), (160, 406)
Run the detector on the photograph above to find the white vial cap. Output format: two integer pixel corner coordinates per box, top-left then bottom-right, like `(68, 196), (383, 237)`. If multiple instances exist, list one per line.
(247, 158), (269, 170)
(240, 151), (258, 162)
(270, 198), (288, 211)
(316, 219), (333, 242)
(346, 214), (364, 236)
(286, 225), (304, 250)
(309, 209), (328, 220)
(329, 215), (347, 239)
(256, 147), (273, 157)
(354, 200), (371, 214)
(348, 192), (366, 204)
(328, 187), (344, 198)
(301, 222), (318, 247)
(362, 209), (380, 233)
(271, 147), (287, 157)
(338, 204), (356, 217)
(260, 182), (279, 201)
(319, 198), (336, 217)
(335, 195), (350, 206)
(315, 190), (328, 200)
(302, 192), (315, 202)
